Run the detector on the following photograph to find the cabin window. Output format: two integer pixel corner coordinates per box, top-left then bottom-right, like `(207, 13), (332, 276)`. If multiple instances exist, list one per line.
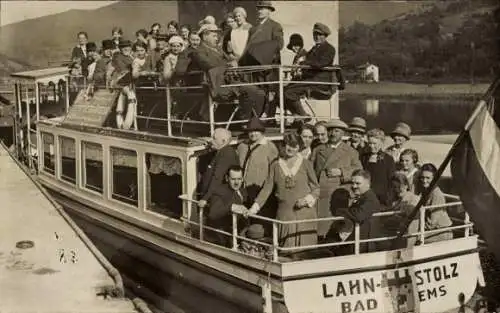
(59, 136), (76, 184)
(82, 141), (103, 194)
(41, 132), (55, 175)
(111, 147), (138, 206)
(146, 153), (183, 218)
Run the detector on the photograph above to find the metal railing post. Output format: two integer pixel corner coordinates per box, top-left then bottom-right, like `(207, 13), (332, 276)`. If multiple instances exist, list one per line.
(464, 212), (471, 237)
(354, 224), (360, 255)
(65, 76), (70, 112)
(272, 222), (279, 261)
(208, 94), (215, 137)
(419, 207), (426, 244)
(232, 213), (238, 250)
(166, 84), (172, 136)
(278, 66), (285, 134)
(199, 206), (204, 241)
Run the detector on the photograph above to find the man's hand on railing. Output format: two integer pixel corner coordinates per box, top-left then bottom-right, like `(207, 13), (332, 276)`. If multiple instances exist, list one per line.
(198, 199), (207, 208)
(231, 204), (247, 215)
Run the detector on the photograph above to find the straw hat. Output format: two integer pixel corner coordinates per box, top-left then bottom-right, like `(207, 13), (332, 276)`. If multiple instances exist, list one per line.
(240, 224), (265, 240)
(325, 118), (348, 130)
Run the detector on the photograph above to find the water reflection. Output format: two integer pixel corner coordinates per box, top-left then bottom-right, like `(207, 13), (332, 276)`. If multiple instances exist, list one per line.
(339, 95), (478, 135)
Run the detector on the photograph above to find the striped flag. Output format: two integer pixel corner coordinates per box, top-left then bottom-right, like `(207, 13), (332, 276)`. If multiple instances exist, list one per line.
(451, 89), (500, 259)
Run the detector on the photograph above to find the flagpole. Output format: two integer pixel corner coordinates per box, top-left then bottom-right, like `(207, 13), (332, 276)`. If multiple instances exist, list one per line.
(392, 77), (500, 246)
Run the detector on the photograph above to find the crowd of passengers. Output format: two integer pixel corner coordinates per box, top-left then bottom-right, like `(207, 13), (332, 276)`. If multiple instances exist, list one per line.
(197, 116), (454, 260)
(68, 1), (344, 126)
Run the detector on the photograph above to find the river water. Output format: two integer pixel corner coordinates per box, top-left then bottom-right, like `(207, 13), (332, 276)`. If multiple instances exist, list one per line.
(338, 95), (479, 135)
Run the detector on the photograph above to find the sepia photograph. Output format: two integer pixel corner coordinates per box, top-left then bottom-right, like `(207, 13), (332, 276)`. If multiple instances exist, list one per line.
(0, 0), (499, 312)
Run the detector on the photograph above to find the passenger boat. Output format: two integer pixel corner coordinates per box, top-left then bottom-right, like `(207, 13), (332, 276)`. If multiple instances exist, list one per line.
(6, 2), (488, 312)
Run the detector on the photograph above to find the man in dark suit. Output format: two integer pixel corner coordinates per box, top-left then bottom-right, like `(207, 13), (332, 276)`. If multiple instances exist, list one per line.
(205, 165), (249, 247)
(198, 128), (240, 208)
(284, 23), (338, 117)
(188, 23), (265, 121)
(71, 31), (89, 61)
(335, 169), (381, 255)
(239, 1), (284, 118)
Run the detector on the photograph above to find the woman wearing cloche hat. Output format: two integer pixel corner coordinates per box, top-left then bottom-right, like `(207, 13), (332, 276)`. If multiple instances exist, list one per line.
(386, 122), (412, 162)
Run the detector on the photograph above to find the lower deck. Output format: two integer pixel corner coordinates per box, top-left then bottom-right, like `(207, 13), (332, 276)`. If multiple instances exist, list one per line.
(0, 142), (136, 313)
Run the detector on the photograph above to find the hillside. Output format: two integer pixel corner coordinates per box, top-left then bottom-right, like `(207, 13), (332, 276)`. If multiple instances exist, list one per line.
(0, 52), (31, 77)
(340, 0), (499, 82)
(0, 0), (427, 69)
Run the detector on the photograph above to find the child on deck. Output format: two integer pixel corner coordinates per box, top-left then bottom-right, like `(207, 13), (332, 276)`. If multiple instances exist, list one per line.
(238, 224), (273, 260)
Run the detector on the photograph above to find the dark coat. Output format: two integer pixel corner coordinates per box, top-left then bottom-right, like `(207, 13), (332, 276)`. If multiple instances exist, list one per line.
(207, 184), (248, 229)
(339, 189), (382, 254)
(71, 46), (86, 61)
(93, 56), (111, 87)
(360, 151), (396, 206)
(301, 41), (336, 83)
(188, 43), (228, 91)
(200, 145), (240, 201)
(240, 18), (284, 66)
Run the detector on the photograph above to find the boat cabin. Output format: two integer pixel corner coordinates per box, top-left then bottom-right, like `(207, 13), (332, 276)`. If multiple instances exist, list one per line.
(8, 63), (485, 313)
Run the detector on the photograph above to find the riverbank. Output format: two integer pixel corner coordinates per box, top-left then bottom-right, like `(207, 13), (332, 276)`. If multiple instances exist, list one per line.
(344, 82), (489, 97)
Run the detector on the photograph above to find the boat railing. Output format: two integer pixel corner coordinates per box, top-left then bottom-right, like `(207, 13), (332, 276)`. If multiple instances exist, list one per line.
(65, 64), (342, 137)
(179, 194), (472, 262)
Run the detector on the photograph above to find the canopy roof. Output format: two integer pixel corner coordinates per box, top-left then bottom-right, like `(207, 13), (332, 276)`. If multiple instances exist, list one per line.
(10, 67), (68, 85)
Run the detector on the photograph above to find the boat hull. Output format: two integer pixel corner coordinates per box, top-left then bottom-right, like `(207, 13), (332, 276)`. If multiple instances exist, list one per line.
(46, 188), (288, 313)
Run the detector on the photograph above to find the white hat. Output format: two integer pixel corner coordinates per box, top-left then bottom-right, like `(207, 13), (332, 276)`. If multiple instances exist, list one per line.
(168, 35), (184, 46)
(199, 15), (216, 27)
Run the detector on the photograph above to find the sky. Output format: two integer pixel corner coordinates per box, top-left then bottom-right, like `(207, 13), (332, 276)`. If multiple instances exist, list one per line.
(0, 1), (116, 26)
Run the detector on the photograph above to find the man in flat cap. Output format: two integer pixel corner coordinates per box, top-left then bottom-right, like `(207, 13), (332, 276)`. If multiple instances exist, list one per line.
(310, 119), (362, 241)
(282, 22), (338, 119)
(188, 23), (265, 122)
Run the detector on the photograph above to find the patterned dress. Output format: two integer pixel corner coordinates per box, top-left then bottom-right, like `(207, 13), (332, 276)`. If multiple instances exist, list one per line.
(254, 155), (320, 248)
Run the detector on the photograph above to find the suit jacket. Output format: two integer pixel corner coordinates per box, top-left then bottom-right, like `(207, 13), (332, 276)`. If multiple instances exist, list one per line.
(360, 151), (396, 206)
(71, 46), (87, 61)
(207, 184), (248, 229)
(200, 145), (240, 201)
(188, 43), (229, 96)
(340, 189), (381, 254)
(311, 142), (363, 237)
(240, 18), (283, 66)
(301, 41), (336, 83)
(93, 56), (111, 87)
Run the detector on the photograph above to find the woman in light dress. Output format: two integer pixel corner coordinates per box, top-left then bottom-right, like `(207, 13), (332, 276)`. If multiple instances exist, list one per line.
(246, 133), (320, 254)
(398, 148), (420, 193)
(226, 7), (252, 62)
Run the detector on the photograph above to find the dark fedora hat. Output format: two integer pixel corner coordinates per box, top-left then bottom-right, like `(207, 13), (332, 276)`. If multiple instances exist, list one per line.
(246, 117), (265, 132)
(286, 33), (304, 51)
(118, 39), (132, 48)
(86, 42), (97, 52)
(101, 39), (114, 51)
(256, 0), (275, 12)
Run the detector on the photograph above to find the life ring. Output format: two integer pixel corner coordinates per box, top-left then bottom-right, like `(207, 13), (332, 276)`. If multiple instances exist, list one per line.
(116, 89), (138, 130)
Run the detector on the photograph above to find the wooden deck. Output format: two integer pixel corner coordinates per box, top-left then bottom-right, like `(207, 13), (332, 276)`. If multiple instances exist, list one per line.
(0, 144), (137, 312)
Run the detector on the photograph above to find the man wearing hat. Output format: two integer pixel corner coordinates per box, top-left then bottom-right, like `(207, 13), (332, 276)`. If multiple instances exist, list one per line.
(237, 117), (279, 204)
(239, 1), (283, 67)
(151, 34), (169, 72)
(348, 117), (368, 156)
(188, 24), (265, 121)
(386, 122), (412, 162)
(81, 42), (99, 80)
(310, 118), (362, 240)
(282, 22), (337, 119)
(93, 39), (115, 88)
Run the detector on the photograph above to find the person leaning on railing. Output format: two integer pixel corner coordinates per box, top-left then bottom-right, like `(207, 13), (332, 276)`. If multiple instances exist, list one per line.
(240, 133), (320, 257)
(187, 23), (265, 122)
(334, 169), (381, 255)
(415, 163), (453, 243)
(283, 23), (336, 119)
